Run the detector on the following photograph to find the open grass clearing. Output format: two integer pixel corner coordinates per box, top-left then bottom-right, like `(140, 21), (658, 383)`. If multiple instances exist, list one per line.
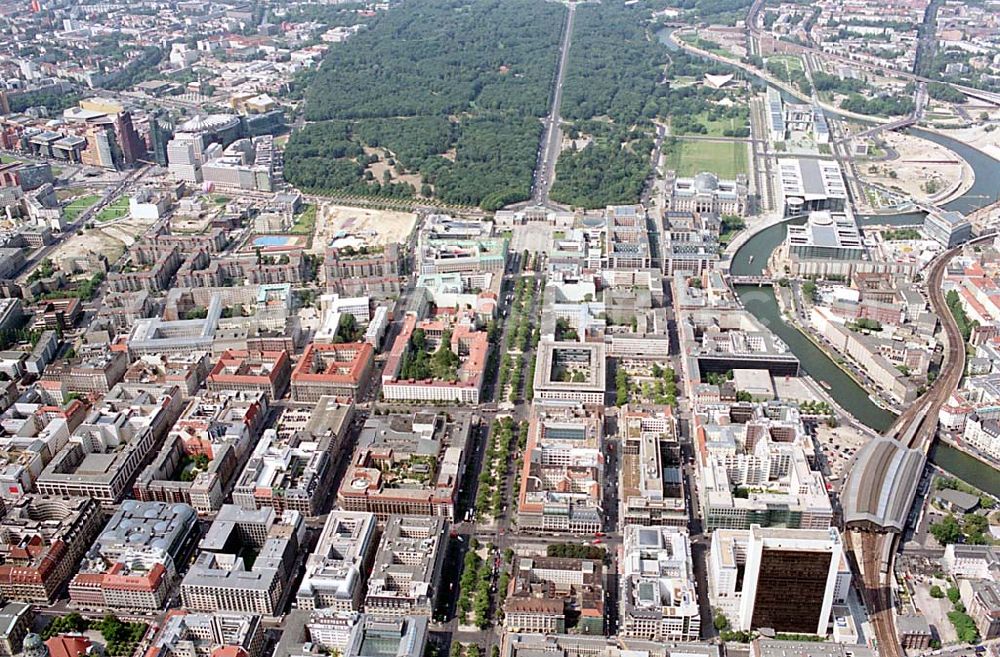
(665, 139), (748, 179)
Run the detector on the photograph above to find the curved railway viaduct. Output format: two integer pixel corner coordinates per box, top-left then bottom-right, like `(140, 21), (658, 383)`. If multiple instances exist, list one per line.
(842, 232), (996, 657)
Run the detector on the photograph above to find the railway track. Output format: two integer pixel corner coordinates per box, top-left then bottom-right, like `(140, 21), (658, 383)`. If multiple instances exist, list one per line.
(849, 233), (996, 654)
(855, 532), (903, 657)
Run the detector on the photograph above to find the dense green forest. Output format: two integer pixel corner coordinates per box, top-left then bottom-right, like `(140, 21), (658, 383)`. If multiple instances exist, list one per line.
(561, 2), (667, 125)
(422, 116), (541, 210)
(283, 2), (372, 27)
(283, 116), (540, 209)
(285, 0), (564, 209)
(9, 90), (81, 114)
(303, 0), (565, 120)
(661, 0), (754, 25)
(839, 93), (915, 117)
(288, 0), (754, 210)
(549, 2), (668, 207)
(550, 126), (653, 209)
(101, 47), (164, 91)
(927, 82), (966, 103)
(811, 71), (868, 95)
(553, 20), (752, 208)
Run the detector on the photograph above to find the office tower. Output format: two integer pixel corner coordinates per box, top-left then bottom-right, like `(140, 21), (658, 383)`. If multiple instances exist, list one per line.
(148, 111), (171, 166)
(115, 111), (146, 165)
(710, 525), (843, 635)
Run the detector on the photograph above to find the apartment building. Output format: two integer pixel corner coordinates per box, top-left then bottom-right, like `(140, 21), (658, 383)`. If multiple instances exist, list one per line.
(503, 556), (604, 635)
(517, 403), (603, 534)
(106, 243), (182, 293)
(811, 307), (920, 403)
(620, 408), (686, 527)
(232, 428), (331, 517)
(960, 579), (1000, 640)
(0, 495), (104, 603)
(417, 237), (506, 275)
(962, 414), (1000, 462)
(133, 390), (267, 513)
(0, 401), (87, 502)
(41, 349), (129, 402)
(532, 342), (607, 405)
(0, 602), (32, 656)
(290, 342), (374, 402)
(696, 403), (833, 531)
(69, 500), (199, 610)
(181, 505), (305, 615)
(36, 384), (184, 507)
(147, 610), (265, 657)
(324, 242), (403, 298)
(206, 350), (291, 401)
(942, 545), (999, 580)
(381, 314), (488, 405)
(662, 211), (721, 278)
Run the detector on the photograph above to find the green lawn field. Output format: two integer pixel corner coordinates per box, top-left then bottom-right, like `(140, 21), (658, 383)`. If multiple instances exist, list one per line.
(63, 194), (101, 222)
(666, 140), (748, 179)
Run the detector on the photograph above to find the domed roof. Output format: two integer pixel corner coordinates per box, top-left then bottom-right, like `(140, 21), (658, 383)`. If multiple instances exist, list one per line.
(24, 633), (47, 657)
(179, 113), (240, 134)
(693, 172), (719, 193)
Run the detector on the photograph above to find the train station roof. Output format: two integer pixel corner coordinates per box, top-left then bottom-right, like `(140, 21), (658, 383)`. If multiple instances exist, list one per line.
(842, 437), (924, 533)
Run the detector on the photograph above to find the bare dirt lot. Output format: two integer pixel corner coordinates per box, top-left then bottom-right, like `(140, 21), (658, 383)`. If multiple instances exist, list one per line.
(50, 218), (155, 264)
(859, 131), (973, 203)
(938, 115), (1000, 162)
(910, 576), (958, 645)
(312, 203), (417, 254)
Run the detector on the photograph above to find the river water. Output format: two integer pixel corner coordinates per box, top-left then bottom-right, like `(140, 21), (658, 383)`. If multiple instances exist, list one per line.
(728, 129), (1000, 489)
(654, 25), (1000, 488)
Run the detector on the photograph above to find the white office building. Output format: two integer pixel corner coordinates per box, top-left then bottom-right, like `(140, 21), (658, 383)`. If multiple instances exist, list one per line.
(620, 525), (700, 641)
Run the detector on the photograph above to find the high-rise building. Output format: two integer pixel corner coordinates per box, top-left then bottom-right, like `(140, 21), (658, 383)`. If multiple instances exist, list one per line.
(709, 525), (843, 635)
(147, 112), (172, 167)
(167, 136), (202, 183)
(115, 111), (146, 165)
(81, 125), (119, 169)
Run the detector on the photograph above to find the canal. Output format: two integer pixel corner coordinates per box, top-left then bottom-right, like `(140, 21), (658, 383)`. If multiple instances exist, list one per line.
(929, 443), (1000, 497)
(656, 26), (1000, 483)
(728, 127), (1000, 484)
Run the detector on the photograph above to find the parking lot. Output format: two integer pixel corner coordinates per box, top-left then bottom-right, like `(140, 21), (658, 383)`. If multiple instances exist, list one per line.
(814, 424), (868, 484)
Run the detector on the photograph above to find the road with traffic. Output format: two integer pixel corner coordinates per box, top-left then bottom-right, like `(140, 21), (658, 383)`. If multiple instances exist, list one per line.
(529, 2), (575, 207)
